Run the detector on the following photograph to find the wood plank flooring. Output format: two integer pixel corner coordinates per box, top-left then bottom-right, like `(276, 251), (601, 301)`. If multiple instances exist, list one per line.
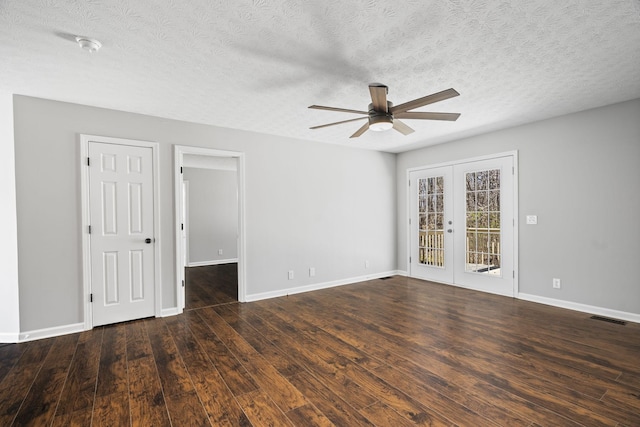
(1, 275), (639, 426)
(185, 263), (238, 309)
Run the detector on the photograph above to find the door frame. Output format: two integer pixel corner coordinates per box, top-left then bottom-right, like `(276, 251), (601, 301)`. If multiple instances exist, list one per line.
(407, 151), (519, 296)
(173, 145), (247, 310)
(182, 180), (190, 268)
(80, 134), (162, 330)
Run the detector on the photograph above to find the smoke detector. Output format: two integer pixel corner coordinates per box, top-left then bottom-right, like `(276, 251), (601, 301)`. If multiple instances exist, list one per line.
(75, 37), (102, 53)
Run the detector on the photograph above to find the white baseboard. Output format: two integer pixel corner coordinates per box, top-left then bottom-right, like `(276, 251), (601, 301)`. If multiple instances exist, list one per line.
(518, 293), (640, 324)
(161, 307), (181, 317)
(188, 258), (238, 267)
(245, 270), (402, 302)
(18, 322), (85, 343)
(12, 310), (183, 342)
(0, 332), (20, 343)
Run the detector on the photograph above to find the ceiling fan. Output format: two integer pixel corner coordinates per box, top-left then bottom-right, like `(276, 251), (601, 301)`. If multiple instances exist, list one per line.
(309, 83), (460, 138)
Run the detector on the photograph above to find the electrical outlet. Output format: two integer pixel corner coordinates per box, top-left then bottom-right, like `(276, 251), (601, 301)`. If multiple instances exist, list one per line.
(309, 267), (315, 277)
(553, 278), (561, 289)
(288, 270), (294, 280)
(218, 249), (223, 255)
(365, 260), (370, 269)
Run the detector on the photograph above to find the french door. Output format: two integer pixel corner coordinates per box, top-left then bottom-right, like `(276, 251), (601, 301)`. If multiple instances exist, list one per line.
(409, 166), (454, 284)
(409, 155), (515, 297)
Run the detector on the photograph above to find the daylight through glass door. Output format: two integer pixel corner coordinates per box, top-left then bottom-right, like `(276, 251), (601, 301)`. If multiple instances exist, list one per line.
(418, 176), (445, 267)
(465, 169), (501, 275)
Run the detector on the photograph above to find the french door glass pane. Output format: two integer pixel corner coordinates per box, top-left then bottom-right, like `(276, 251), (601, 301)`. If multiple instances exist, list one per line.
(418, 177), (445, 267)
(465, 169), (501, 275)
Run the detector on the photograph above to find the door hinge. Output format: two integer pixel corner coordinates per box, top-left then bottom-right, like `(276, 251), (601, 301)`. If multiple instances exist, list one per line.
(180, 166), (183, 174)
(408, 179), (411, 187)
(87, 157), (90, 166)
(181, 223), (184, 230)
(409, 218), (411, 225)
(182, 280), (185, 288)
(512, 166), (514, 175)
(90, 293), (93, 302)
(513, 270), (515, 278)
(88, 225), (92, 234)
(409, 256), (412, 263)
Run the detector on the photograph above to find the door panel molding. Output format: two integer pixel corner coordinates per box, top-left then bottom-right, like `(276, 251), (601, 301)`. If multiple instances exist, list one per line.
(407, 151), (519, 297)
(80, 134), (161, 330)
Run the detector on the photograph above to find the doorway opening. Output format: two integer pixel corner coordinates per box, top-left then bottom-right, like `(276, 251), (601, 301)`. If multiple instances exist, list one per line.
(183, 163), (239, 308)
(174, 146), (246, 312)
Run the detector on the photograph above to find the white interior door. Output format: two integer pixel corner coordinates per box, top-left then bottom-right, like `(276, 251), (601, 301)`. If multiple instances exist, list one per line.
(89, 141), (155, 326)
(409, 155), (515, 297)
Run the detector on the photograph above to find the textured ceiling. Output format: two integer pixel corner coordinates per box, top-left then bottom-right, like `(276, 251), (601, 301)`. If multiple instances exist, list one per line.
(1, 0), (639, 153)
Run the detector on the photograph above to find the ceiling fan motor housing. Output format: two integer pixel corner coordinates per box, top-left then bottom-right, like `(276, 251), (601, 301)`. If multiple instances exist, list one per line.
(368, 101), (393, 115)
(368, 102), (394, 131)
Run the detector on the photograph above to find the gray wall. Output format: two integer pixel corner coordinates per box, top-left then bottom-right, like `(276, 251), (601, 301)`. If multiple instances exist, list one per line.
(397, 99), (640, 315)
(183, 168), (238, 264)
(14, 95), (396, 332)
(11, 93), (639, 333)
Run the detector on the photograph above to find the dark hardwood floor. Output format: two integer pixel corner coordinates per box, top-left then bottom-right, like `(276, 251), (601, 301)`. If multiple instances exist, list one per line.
(185, 263), (238, 309)
(1, 275), (639, 426)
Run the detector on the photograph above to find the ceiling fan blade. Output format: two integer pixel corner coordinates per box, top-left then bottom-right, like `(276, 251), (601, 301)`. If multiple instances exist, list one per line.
(368, 84), (388, 113)
(390, 88), (460, 114)
(310, 117), (367, 130)
(308, 105), (368, 115)
(394, 111), (461, 121)
(350, 121), (370, 138)
(392, 119), (415, 136)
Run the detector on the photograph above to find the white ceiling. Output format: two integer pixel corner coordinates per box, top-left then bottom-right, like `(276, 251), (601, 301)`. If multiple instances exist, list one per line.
(2, 0), (639, 153)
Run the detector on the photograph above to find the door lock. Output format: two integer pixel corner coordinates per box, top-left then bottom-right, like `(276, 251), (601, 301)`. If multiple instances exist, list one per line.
(145, 238), (152, 244)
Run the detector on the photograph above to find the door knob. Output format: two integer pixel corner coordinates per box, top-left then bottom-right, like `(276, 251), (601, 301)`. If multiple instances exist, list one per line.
(447, 229), (453, 233)
(145, 238), (152, 244)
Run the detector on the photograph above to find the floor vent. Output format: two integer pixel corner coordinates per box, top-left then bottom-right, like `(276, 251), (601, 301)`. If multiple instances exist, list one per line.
(590, 315), (627, 325)
(379, 277), (392, 280)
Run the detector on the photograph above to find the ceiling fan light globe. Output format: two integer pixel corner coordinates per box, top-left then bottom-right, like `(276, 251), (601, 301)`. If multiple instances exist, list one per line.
(369, 122), (393, 132)
(369, 116), (393, 132)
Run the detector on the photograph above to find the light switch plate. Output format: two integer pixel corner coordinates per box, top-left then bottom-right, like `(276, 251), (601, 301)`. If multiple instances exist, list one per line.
(526, 215), (538, 225)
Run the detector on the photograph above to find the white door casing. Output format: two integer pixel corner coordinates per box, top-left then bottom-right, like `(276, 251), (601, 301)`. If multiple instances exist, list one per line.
(174, 145), (247, 312)
(81, 135), (161, 329)
(408, 153), (517, 297)
(182, 180), (189, 267)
